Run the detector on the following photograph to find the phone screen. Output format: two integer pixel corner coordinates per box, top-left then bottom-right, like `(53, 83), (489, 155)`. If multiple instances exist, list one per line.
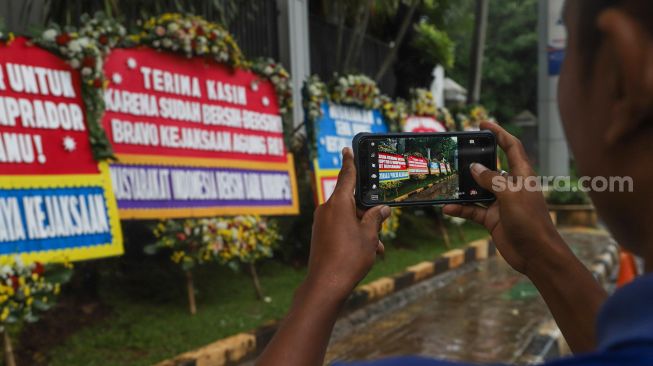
(355, 132), (496, 207)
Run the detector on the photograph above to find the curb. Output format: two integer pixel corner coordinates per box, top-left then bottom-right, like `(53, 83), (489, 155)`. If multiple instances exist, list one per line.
(517, 238), (619, 364)
(154, 237), (495, 366)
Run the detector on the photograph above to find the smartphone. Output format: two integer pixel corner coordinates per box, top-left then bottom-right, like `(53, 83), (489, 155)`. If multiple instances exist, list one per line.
(354, 131), (497, 208)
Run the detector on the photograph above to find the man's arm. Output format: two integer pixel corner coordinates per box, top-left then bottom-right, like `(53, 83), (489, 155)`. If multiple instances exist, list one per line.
(525, 233), (608, 353)
(256, 278), (346, 366)
(444, 121), (607, 353)
(257, 148), (391, 366)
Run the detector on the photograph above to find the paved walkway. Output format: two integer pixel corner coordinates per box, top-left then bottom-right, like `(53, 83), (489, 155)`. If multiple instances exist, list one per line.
(323, 229), (614, 365)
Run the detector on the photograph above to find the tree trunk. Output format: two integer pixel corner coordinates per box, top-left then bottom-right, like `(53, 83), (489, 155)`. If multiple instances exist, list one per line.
(248, 262), (265, 300)
(186, 270), (197, 315)
(375, 0), (420, 83)
(4, 331), (16, 366)
(334, 0), (347, 71)
(347, 0), (374, 70)
(342, 0), (373, 72)
(467, 0), (490, 105)
(456, 225), (466, 242)
(436, 214), (451, 249)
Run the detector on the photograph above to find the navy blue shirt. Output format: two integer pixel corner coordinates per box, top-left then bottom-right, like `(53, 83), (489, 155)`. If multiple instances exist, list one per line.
(335, 274), (653, 366)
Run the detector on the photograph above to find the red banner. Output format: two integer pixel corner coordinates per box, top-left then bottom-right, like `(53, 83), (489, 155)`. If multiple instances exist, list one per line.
(0, 37), (123, 263)
(0, 37), (98, 175)
(102, 47), (298, 218)
(407, 156), (429, 175)
(378, 152), (406, 171)
(103, 48), (286, 163)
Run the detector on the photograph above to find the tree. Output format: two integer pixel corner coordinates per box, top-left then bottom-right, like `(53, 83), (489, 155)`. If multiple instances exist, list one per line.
(481, 0), (537, 121)
(450, 0), (537, 121)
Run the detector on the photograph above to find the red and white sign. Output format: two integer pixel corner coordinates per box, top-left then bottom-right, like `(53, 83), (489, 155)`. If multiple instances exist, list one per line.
(0, 37), (98, 176)
(102, 47), (298, 218)
(407, 156), (429, 175)
(378, 152), (407, 171)
(103, 48), (287, 163)
(0, 37), (123, 263)
(403, 116), (446, 133)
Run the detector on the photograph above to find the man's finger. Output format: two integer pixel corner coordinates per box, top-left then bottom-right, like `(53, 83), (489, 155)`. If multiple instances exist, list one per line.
(360, 205), (391, 235)
(480, 121), (532, 175)
(443, 204), (488, 227)
(331, 147), (357, 199)
(469, 162), (508, 196)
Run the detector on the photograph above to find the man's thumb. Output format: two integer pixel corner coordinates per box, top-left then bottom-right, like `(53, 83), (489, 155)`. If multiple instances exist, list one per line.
(470, 163), (505, 194)
(361, 205), (392, 234)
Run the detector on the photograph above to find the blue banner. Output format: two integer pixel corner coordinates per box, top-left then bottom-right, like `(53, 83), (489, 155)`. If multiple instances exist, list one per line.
(316, 102), (389, 170)
(0, 187), (113, 255)
(380, 171), (410, 182)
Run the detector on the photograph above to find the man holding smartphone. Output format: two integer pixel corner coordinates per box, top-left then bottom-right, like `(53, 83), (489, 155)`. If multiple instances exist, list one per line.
(257, 0), (653, 365)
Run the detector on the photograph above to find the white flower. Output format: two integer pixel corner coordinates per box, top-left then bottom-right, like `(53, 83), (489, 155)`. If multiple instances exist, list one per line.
(42, 29), (58, 42)
(81, 67), (92, 76)
(69, 59), (81, 69)
(167, 23), (179, 32)
(162, 38), (172, 48)
(68, 40), (82, 53)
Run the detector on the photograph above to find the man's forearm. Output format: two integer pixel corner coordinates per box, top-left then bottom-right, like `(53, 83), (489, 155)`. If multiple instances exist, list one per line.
(526, 234), (608, 354)
(256, 279), (347, 366)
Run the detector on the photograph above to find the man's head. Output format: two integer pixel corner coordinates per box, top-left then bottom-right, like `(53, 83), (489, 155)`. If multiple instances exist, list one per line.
(558, 0), (653, 257)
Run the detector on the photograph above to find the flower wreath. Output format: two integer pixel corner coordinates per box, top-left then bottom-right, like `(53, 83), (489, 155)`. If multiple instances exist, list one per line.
(148, 216), (281, 271)
(0, 258), (73, 330)
(128, 13), (294, 144)
(408, 88), (438, 117)
(28, 13), (126, 160)
(303, 74), (402, 158)
(404, 88), (457, 131)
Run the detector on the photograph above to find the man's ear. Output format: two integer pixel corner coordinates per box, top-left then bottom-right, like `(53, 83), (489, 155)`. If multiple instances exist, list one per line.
(597, 9), (653, 146)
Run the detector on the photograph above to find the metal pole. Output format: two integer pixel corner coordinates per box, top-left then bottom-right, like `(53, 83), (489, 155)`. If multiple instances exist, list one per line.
(537, 0), (569, 176)
(467, 0), (489, 105)
(277, 0), (311, 132)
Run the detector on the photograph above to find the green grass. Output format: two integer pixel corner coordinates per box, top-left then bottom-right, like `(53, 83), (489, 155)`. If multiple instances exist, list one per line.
(45, 217), (487, 366)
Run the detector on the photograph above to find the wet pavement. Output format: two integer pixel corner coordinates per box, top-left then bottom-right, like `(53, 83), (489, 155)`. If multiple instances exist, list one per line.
(407, 175), (459, 202)
(323, 229), (613, 365)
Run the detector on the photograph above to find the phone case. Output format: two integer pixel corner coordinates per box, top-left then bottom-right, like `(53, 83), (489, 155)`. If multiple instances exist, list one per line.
(353, 131), (497, 209)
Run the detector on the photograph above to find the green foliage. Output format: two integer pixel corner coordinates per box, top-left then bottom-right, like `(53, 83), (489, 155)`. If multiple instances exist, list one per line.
(446, 0), (537, 121)
(411, 20), (455, 69)
(464, 0), (538, 121)
(547, 181), (591, 205)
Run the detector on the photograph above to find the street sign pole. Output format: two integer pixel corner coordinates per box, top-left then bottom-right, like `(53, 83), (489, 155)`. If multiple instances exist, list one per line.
(538, 0), (569, 176)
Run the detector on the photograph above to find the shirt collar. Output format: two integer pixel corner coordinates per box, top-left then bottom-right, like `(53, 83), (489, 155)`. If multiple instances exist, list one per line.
(597, 273), (653, 350)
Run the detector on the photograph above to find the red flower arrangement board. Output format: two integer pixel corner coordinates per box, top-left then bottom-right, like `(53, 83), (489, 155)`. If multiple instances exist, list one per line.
(102, 47), (299, 219)
(0, 37), (123, 262)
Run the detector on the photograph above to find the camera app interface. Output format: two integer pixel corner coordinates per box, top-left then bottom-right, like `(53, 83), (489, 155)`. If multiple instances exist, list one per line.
(360, 135), (494, 204)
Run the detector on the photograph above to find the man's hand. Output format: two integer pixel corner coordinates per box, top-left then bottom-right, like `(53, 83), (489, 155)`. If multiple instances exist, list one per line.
(443, 121), (563, 275)
(256, 148), (390, 366)
(307, 147), (391, 300)
(445, 121), (607, 353)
